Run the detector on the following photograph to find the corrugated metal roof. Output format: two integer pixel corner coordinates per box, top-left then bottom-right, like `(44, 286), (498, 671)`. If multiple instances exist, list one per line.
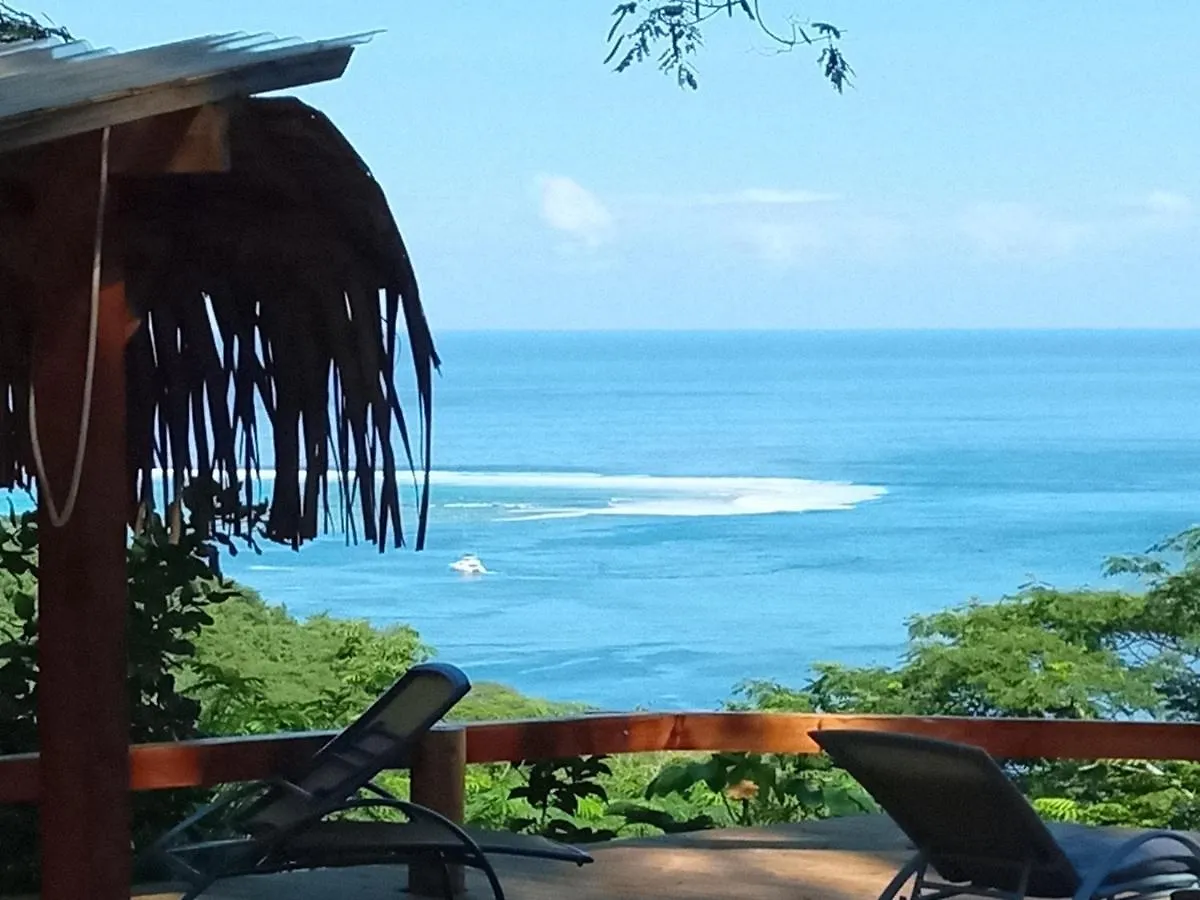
(0, 32), (372, 153)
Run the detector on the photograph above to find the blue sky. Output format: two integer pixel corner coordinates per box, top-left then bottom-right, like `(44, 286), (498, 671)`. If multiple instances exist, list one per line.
(44, 1), (1200, 329)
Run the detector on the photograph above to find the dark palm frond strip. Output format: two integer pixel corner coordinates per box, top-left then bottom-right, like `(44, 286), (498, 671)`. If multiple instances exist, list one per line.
(122, 96), (439, 550)
(0, 96), (437, 550)
(0, 260), (33, 499)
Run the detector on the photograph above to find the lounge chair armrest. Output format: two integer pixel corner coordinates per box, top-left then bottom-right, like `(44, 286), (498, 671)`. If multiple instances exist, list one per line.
(321, 797), (480, 848)
(274, 779), (316, 801)
(142, 781), (268, 852)
(362, 780), (399, 800)
(1073, 831), (1200, 900)
(136, 781), (276, 883)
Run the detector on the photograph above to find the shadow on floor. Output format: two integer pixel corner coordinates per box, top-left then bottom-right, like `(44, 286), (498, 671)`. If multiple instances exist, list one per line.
(138, 814), (914, 900)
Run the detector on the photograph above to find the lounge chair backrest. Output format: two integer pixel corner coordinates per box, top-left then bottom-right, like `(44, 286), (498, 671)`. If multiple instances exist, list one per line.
(811, 729), (1080, 895)
(246, 662), (471, 833)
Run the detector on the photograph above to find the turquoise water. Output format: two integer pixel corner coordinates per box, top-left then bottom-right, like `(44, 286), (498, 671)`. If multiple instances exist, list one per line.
(213, 331), (1200, 710)
(11, 331), (1200, 710)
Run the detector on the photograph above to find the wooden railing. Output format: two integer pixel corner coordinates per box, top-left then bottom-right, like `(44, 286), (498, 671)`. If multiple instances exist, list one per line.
(4, 711), (1200, 806)
(4, 712), (1198, 897)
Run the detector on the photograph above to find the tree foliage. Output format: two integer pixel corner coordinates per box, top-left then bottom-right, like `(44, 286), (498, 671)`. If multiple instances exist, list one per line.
(186, 596), (431, 735)
(0, 484), (571, 891)
(0, 484), (434, 891)
(606, 1), (851, 90)
(0, 2), (850, 92)
(6, 510), (1200, 888)
(737, 530), (1200, 724)
(0, 2), (68, 43)
(0, 488), (252, 892)
(728, 529), (1200, 829)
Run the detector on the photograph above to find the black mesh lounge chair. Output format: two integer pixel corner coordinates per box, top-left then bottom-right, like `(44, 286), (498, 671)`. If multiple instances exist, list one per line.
(811, 729), (1200, 900)
(143, 663), (592, 899)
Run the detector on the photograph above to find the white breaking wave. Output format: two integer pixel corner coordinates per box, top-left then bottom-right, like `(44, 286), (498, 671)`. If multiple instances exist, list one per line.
(432, 471), (885, 520)
(149, 468), (886, 520)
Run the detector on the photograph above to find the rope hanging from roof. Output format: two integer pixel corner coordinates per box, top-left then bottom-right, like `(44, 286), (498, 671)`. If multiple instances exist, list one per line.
(27, 124), (110, 527)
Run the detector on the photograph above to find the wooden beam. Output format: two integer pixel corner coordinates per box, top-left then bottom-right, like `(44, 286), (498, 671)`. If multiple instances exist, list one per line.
(461, 712), (1200, 764)
(33, 276), (132, 900)
(108, 104), (231, 175)
(0, 732), (330, 805)
(15, 114), (232, 900)
(409, 727), (467, 897)
(5, 713), (1200, 807)
(0, 105), (231, 303)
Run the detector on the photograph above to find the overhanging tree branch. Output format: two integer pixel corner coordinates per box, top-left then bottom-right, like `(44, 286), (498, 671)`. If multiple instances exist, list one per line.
(0, 2), (70, 43)
(605, 1), (852, 91)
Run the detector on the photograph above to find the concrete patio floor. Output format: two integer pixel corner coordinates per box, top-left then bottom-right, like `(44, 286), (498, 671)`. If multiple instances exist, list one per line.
(133, 814), (915, 900)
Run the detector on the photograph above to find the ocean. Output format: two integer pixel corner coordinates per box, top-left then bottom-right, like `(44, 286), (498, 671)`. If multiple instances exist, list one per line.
(9, 331), (1200, 711)
(216, 330), (1200, 711)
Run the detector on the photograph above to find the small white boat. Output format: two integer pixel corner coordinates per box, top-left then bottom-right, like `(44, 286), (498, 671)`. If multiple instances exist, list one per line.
(450, 553), (488, 576)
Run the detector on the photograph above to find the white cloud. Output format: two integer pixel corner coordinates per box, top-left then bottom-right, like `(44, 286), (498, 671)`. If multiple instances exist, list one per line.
(621, 187), (839, 210)
(627, 185), (874, 266)
(692, 188), (839, 206)
(735, 221), (829, 264)
(534, 179), (1193, 268)
(959, 202), (1090, 260)
(957, 192), (1195, 260)
(1140, 189), (1192, 224)
(731, 214), (911, 267)
(846, 215), (910, 259)
(536, 175), (613, 248)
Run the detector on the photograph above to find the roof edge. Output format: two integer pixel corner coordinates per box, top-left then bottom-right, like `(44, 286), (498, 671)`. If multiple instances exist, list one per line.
(0, 32), (378, 154)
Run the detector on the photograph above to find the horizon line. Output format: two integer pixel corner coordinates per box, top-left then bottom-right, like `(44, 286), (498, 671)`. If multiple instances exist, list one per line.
(429, 325), (1200, 334)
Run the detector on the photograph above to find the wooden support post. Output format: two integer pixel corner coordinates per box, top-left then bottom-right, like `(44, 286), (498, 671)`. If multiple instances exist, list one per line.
(33, 280), (132, 899)
(1, 106), (232, 900)
(408, 725), (468, 897)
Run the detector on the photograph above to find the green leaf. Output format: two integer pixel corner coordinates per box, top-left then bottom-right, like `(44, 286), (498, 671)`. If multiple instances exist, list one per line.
(698, 757), (731, 793)
(645, 762), (702, 798)
(12, 592), (34, 622)
(608, 801), (717, 834)
(506, 817), (536, 834)
(572, 781), (608, 802)
(1033, 797), (1083, 822)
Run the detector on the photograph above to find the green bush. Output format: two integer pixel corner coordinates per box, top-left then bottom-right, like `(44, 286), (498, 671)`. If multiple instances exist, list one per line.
(6, 492), (1200, 890)
(185, 596), (431, 735)
(724, 529), (1200, 830)
(0, 485), (251, 893)
(0, 485), (571, 892)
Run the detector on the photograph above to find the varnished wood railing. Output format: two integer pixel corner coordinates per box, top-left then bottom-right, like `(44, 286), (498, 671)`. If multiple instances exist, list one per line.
(3, 712), (1200, 806)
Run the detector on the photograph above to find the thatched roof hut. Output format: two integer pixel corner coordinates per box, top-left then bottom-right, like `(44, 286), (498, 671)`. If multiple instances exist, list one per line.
(0, 33), (437, 899)
(0, 33), (437, 550)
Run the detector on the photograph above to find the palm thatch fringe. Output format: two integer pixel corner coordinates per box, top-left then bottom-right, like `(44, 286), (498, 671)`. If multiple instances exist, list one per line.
(0, 97), (438, 550)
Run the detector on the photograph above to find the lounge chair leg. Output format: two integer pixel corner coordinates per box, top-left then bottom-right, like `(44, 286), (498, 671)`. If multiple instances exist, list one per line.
(478, 858), (507, 900)
(409, 858), (465, 898)
(405, 856), (507, 900)
(1014, 859), (1031, 900)
(880, 854), (927, 900)
(180, 875), (219, 900)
